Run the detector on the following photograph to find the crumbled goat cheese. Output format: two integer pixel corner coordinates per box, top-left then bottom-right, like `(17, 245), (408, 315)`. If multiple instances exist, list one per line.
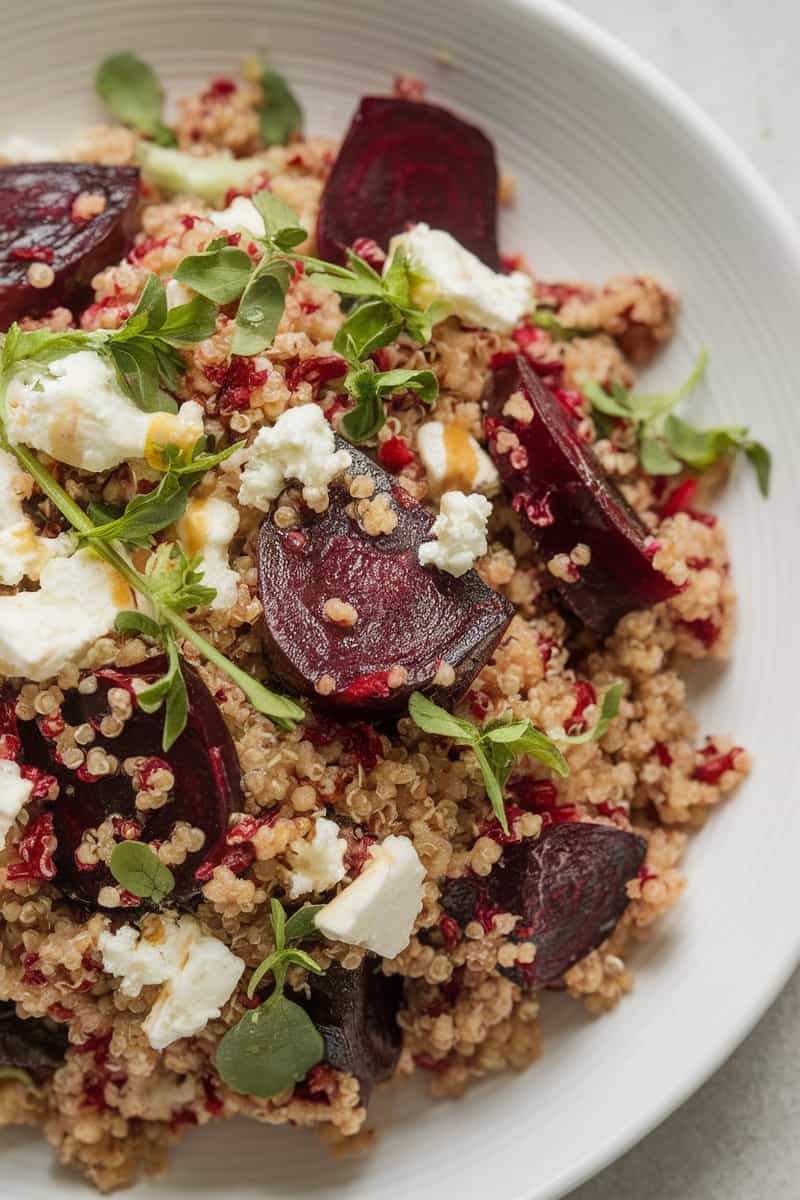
(176, 497), (240, 610)
(238, 404), (352, 512)
(418, 491), (492, 578)
(0, 760), (33, 848)
(385, 223), (535, 333)
(98, 915), (245, 1051)
(165, 278), (194, 309)
(416, 420), (500, 497)
(0, 549), (132, 681)
(209, 195), (264, 238)
(0, 447), (73, 586)
(4, 350), (204, 472)
(314, 835), (425, 958)
(287, 816), (348, 899)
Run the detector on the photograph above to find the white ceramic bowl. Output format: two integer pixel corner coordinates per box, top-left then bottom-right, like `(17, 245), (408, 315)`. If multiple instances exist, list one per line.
(3, 1), (800, 1196)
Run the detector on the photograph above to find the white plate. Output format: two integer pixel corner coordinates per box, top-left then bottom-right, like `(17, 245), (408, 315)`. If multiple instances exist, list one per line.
(2, 1), (800, 1197)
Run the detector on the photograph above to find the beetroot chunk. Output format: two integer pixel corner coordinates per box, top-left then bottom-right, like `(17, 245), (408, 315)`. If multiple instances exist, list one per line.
(441, 823), (646, 988)
(302, 958), (402, 1102)
(0, 163), (139, 329)
(0, 1002), (68, 1084)
(257, 439), (513, 718)
(316, 97), (500, 269)
(16, 659), (241, 908)
(484, 356), (679, 632)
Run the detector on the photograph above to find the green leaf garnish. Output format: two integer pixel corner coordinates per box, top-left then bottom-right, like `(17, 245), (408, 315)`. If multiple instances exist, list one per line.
(559, 682), (624, 745)
(0, 438), (304, 748)
(408, 692), (568, 834)
(340, 363), (438, 443)
(174, 243), (254, 305)
(258, 67), (303, 147)
(109, 840), (175, 904)
(1, 274), (216, 414)
(95, 51), (177, 146)
(532, 308), (587, 341)
(582, 350), (771, 496)
(215, 898), (325, 1099)
(231, 258), (292, 356)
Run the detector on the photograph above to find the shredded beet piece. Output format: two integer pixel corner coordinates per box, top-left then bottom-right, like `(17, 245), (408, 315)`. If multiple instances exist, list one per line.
(284, 355), (347, 397)
(316, 97), (501, 268)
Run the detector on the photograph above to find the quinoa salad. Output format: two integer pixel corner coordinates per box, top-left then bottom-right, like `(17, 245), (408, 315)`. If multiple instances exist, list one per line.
(0, 54), (770, 1191)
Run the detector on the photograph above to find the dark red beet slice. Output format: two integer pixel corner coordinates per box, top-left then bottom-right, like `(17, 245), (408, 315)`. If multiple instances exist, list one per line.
(257, 438), (513, 718)
(441, 822), (646, 988)
(16, 658), (241, 908)
(0, 163), (139, 330)
(484, 356), (680, 633)
(301, 958), (402, 1101)
(0, 1002), (68, 1083)
(316, 97), (500, 269)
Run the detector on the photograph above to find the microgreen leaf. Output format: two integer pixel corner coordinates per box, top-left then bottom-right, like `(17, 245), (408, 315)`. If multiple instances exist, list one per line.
(283, 904), (325, 945)
(215, 993), (324, 1098)
(408, 692), (568, 834)
(560, 682), (624, 745)
(158, 295), (218, 344)
(270, 896), (287, 953)
(340, 363), (438, 444)
(258, 68), (303, 147)
(232, 259), (292, 355)
(333, 299), (402, 364)
(251, 190), (306, 249)
(95, 51), (176, 146)
(109, 841), (175, 904)
(532, 308), (586, 341)
(174, 245), (254, 305)
(582, 349), (770, 496)
(114, 610), (164, 641)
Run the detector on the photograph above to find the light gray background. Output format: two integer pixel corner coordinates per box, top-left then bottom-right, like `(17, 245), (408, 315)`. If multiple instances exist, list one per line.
(562, 1), (800, 1196)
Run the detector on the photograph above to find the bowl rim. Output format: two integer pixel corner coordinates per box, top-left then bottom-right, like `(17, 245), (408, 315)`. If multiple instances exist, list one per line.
(511, 2), (800, 1196)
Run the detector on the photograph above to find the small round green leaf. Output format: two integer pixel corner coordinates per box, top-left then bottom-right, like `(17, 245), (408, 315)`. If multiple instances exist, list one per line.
(215, 995), (324, 1098)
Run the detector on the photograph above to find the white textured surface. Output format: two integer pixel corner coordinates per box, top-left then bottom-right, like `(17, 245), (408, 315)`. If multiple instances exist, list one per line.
(563, 1), (800, 1196)
(1, 2), (800, 1198)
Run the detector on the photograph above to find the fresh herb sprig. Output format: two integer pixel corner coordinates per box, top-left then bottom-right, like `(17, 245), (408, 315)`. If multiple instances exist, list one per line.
(408, 692), (568, 835)
(0, 436), (304, 747)
(257, 65), (303, 146)
(84, 438), (242, 550)
(1, 274), (217, 414)
(216, 898), (326, 1099)
(109, 840), (176, 904)
(582, 350), (771, 496)
(95, 51), (177, 147)
(408, 685), (624, 833)
(176, 194), (440, 440)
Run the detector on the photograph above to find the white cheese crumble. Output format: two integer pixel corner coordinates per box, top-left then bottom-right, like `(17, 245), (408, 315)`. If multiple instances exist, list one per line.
(176, 497), (240, 611)
(0, 549), (132, 681)
(165, 278), (194, 309)
(238, 404), (352, 512)
(4, 350), (204, 473)
(416, 421), (500, 497)
(418, 491), (492, 578)
(0, 447), (73, 586)
(209, 195), (264, 238)
(385, 223), (535, 334)
(98, 915), (245, 1052)
(314, 835), (425, 959)
(287, 816), (348, 900)
(0, 760), (33, 848)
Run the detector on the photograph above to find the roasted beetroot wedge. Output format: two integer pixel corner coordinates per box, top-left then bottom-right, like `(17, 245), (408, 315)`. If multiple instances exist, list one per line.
(0, 1002), (69, 1083)
(16, 659), (241, 908)
(302, 958), (403, 1101)
(257, 439), (513, 718)
(484, 356), (680, 632)
(441, 823), (646, 988)
(0, 163), (139, 329)
(316, 97), (501, 269)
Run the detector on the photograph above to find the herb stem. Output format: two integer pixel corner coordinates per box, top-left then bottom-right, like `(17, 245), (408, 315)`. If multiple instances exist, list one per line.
(4, 439), (303, 728)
